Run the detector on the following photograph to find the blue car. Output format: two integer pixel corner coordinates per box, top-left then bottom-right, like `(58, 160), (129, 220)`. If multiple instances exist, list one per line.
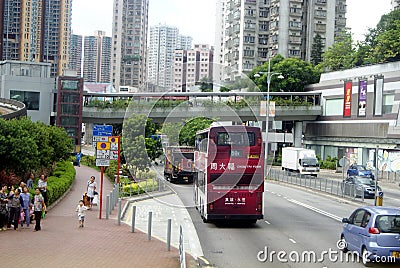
(347, 164), (375, 179)
(340, 206), (400, 265)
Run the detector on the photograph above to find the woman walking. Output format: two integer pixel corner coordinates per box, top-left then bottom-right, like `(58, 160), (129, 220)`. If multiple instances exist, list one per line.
(33, 188), (45, 232)
(7, 188), (23, 230)
(20, 186), (31, 228)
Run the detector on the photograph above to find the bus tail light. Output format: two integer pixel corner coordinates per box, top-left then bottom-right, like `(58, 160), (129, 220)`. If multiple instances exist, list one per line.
(256, 192), (262, 211)
(178, 163), (181, 172)
(209, 202), (214, 211)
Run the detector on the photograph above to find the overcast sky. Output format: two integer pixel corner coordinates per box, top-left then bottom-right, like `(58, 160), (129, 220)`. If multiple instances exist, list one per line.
(71, 0), (393, 44)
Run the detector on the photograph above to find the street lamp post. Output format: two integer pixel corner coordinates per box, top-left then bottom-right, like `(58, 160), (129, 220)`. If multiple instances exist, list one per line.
(254, 57), (284, 177)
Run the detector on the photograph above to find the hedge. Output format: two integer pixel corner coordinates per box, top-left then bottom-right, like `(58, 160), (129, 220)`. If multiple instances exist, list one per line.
(121, 179), (158, 197)
(30, 161), (76, 206)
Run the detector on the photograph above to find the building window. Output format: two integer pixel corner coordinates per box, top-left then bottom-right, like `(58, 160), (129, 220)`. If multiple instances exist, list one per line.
(244, 36), (255, 43)
(10, 90), (40, 110)
(324, 98), (342, 116)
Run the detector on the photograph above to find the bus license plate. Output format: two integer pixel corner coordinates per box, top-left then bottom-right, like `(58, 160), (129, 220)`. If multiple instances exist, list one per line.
(392, 251), (400, 258)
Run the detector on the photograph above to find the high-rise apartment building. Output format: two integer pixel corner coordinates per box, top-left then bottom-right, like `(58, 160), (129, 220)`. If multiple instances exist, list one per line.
(83, 31), (111, 83)
(173, 44), (214, 92)
(69, 34), (83, 76)
(0, 0), (72, 77)
(147, 24), (193, 91)
(214, 0), (347, 81)
(111, 0), (149, 91)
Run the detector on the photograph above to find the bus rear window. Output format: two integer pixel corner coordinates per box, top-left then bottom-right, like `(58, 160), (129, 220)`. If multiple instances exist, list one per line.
(217, 132), (255, 146)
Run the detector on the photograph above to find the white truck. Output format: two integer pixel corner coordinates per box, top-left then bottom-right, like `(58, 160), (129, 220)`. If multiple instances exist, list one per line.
(281, 147), (320, 176)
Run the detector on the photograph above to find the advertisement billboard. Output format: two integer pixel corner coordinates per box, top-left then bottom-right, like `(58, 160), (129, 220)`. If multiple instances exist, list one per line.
(343, 81), (352, 117)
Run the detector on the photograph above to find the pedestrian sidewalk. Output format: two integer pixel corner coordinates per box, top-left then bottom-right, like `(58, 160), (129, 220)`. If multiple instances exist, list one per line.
(1, 165), (193, 268)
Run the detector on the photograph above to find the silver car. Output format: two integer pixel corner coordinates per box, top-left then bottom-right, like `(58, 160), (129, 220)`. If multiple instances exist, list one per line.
(340, 206), (400, 266)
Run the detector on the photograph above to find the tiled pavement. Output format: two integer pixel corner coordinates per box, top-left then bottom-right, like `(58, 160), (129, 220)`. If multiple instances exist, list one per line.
(1, 165), (194, 268)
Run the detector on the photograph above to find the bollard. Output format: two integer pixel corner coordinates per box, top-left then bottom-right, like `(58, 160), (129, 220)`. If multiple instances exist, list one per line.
(117, 198), (122, 225)
(148, 211), (152, 241)
(167, 219), (172, 251)
(110, 191), (113, 213)
(131, 206), (136, 233)
(106, 195), (110, 220)
(116, 186), (119, 203)
(112, 188), (116, 207)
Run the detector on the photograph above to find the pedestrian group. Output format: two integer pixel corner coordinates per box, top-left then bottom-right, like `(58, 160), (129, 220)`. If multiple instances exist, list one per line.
(0, 174), (47, 232)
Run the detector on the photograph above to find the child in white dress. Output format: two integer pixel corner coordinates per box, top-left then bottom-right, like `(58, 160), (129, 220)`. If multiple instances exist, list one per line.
(75, 200), (88, 228)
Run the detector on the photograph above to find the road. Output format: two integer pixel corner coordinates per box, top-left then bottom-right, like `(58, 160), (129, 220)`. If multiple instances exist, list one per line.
(169, 180), (398, 268)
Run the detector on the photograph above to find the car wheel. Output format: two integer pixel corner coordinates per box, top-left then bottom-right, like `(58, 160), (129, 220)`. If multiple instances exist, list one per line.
(339, 236), (348, 253)
(361, 246), (372, 267)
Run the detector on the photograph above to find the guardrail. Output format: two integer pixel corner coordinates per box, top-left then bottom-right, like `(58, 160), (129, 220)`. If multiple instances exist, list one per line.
(117, 177), (167, 198)
(268, 169), (367, 202)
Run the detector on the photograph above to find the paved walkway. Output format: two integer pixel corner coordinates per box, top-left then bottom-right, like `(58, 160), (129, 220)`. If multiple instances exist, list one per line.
(1, 165), (190, 268)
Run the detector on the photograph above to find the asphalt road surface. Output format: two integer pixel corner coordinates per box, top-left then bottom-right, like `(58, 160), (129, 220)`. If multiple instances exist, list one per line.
(169, 181), (399, 268)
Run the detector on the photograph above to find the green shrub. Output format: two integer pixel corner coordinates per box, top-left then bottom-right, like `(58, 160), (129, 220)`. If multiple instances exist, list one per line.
(121, 179), (158, 196)
(29, 161), (76, 206)
(318, 155), (338, 170)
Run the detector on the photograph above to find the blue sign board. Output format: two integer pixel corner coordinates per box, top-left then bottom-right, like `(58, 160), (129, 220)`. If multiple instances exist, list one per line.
(93, 125), (113, 136)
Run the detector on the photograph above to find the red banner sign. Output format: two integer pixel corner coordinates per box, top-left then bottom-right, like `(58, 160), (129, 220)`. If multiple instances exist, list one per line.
(343, 81), (352, 117)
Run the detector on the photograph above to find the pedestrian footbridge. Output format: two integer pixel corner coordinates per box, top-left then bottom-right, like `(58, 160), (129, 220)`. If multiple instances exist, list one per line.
(82, 92), (322, 124)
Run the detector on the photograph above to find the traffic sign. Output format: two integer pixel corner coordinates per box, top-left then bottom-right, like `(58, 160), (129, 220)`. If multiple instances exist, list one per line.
(96, 150), (110, 159)
(93, 136), (109, 142)
(96, 159), (110, 166)
(97, 142), (110, 150)
(93, 125), (113, 132)
(93, 125), (113, 137)
(110, 151), (118, 160)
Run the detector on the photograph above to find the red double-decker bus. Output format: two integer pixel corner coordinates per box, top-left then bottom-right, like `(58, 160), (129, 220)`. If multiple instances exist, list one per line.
(194, 125), (264, 223)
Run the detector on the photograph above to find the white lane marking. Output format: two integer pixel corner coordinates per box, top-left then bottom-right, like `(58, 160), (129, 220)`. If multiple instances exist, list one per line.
(287, 198), (342, 222)
(271, 192), (276, 194)
(277, 194), (282, 197)
(289, 238), (297, 244)
(264, 220), (271, 225)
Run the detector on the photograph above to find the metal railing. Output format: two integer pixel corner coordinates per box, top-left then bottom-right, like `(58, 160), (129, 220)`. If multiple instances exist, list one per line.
(117, 176), (168, 198)
(268, 169), (366, 202)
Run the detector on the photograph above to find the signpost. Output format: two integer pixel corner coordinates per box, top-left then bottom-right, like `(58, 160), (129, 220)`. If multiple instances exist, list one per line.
(93, 125), (120, 219)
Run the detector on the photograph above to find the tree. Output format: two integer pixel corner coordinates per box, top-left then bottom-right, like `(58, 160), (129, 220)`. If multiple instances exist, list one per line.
(310, 34), (324, 66)
(198, 76), (213, 92)
(320, 30), (357, 71)
(179, 117), (214, 146)
(364, 9), (400, 63)
(162, 122), (183, 146)
(122, 114), (151, 176)
(251, 55), (321, 92)
(0, 117), (73, 184)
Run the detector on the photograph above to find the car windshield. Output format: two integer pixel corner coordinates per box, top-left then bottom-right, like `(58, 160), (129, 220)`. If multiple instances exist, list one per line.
(376, 215), (400, 233)
(301, 158), (318, 166)
(356, 165), (367, 171)
(356, 178), (374, 185)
